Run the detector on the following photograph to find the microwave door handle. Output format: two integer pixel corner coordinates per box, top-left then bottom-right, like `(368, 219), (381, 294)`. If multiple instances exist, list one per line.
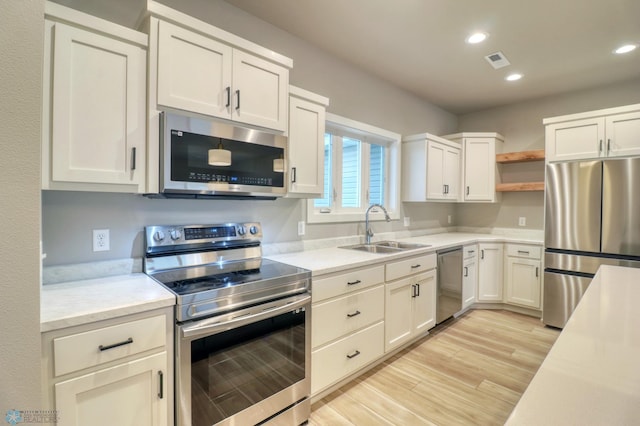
(181, 294), (310, 339)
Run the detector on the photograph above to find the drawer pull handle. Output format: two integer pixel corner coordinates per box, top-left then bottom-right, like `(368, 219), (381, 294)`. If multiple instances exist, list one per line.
(518, 250), (530, 255)
(99, 337), (133, 352)
(346, 350), (361, 359)
(158, 371), (164, 399)
(347, 310), (361, 318)
(410, 264), (421, 269)
(347, 280), (362, 286)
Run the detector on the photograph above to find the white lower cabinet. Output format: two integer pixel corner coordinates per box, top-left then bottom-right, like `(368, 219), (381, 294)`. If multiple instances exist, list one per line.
(384, 255), (437, 352)
(504, 244), (542, 309)
(310, 266), (385, 395)
(477, 243), (504, 302)
(462, 244), (478, 309)
(311, 322), (384, 395)
(55, 352), (167, 426)
(42, 308), (173, 426)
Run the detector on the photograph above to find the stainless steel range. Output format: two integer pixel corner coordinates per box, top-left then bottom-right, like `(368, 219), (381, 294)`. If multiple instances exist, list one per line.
(144, 222), (311, 426)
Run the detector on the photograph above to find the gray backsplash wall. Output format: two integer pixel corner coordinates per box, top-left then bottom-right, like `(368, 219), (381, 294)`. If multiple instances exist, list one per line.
(457, 78), (640, 230)
(41, 191), (456, 266)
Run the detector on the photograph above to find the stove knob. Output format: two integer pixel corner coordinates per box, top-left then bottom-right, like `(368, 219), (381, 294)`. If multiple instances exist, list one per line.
(249, 226), (259, 235)
(237, 226), (246, 236)
(169, 229), (182, 241)
(153, 231), (165, 242)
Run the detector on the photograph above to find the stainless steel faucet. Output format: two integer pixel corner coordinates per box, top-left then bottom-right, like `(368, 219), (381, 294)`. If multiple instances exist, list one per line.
(365, 204), (391, 244)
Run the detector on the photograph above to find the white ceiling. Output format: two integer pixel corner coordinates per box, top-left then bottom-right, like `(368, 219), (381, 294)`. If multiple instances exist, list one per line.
(53, 0), (640, 114)
(223, 0), (640, 114)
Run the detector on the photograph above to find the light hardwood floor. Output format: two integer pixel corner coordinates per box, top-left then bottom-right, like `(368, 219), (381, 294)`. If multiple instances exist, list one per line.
(309, 309), (560, 425)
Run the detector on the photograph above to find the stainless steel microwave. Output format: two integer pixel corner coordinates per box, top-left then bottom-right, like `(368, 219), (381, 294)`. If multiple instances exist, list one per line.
(160, 112), (287, 199)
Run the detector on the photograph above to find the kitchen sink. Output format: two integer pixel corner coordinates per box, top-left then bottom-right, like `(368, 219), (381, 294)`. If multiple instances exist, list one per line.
(340, 241), (431, 254)
(374, 241), (431, 250)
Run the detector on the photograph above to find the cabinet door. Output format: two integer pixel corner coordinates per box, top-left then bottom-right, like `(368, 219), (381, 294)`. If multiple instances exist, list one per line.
(412, 270), (437, 335)
(545, 118), (605, 162)
(426, 141), (446, 199)
(232, 50), (289, 132)
(288, 95), (326, 196)
(477, 243), (504, 301)
(157, 20), (232, 119)
(462, 258), (477, 309)
(443, 146), (461, 200)
(384, 278), (414, 351)
(49, 22), (145, 189)
(506, 258), (541, 309)
(464, 137), (494, 201)
(55, 352), (167, 426)
(605, 111), (640, 157)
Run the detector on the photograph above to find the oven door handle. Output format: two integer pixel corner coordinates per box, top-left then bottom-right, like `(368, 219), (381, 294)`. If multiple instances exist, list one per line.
(181, 293), (311, 339)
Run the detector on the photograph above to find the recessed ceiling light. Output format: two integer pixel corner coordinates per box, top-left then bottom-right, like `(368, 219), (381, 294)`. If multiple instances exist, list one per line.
(466, 32), (488, 44)
(505, 73), (523, 82)
(614, 44), (638, 54)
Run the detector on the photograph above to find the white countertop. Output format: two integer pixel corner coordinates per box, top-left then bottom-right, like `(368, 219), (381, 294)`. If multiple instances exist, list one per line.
(506, 265), (640, 425)
(266, 232), (542, 276)
(41, 273), (175, 332)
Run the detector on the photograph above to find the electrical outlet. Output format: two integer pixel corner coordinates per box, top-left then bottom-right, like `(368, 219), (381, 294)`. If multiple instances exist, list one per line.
(518, 217), (526, 227)
(448, 215), (452, 224)
(93, 229), (110, 252)
(403, 217), (411, 227)
(297, 221), (305, 236)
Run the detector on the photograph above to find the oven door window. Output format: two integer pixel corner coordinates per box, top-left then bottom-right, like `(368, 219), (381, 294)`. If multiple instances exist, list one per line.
(190, 309), (305, 425)
(171, 130), (285, 187)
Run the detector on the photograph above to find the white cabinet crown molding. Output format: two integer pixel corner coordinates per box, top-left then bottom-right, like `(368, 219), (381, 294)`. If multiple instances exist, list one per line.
(542, 103), (640, 125)
(146, 0), (292, 68)
(45, 1), (148, 47)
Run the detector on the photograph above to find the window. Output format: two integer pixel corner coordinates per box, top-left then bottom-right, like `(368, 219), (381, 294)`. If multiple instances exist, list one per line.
(307, 114), (400, 224)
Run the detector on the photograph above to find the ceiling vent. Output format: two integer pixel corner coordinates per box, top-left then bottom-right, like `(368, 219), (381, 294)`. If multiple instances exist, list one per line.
(484, 51), (511, 69)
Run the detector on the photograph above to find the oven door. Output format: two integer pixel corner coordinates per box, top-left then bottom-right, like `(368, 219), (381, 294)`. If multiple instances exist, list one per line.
(176, 293), (311, 426)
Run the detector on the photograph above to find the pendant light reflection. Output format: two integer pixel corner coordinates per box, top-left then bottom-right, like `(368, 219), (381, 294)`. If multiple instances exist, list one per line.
(208, 141), (231, 166)
(273, 154), (285, 173)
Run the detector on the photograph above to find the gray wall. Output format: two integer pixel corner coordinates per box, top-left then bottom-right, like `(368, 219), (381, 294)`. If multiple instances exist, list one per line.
(0, 0), (43, 411)
(42, 0), (460, 266)
(456, 78), (640, 230)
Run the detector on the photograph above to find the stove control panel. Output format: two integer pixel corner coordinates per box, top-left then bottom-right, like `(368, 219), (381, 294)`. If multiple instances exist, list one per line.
(145, 222), (262, 250)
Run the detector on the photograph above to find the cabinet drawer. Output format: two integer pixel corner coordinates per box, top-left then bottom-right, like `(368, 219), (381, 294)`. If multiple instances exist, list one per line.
(385, 254), (436, 281)
(311, 321), (384, 395)
(54, 315), (166, 377)
(312, 265), (384, 302)
(312, 285), (384, 348)
(463, 244), (478, 260)
(506, 244), (542, 259)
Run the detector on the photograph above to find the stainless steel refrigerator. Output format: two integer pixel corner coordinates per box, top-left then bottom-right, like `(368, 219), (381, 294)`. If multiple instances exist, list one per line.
(544, 157), (640, 328)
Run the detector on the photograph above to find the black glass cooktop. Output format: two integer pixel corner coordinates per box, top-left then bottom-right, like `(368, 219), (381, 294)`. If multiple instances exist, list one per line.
(155, 259), (309, 297)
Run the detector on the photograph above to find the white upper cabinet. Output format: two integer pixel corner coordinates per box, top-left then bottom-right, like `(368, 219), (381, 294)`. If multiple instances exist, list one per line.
(157, 21), (232, 119)
(402, 133), (461, 202)
(544, 104), (640, 162)
(444, 133), (504, 203)
(42, 3), (147, 193)
(287, 86), (329, 197)
(153, 17), (290, 132)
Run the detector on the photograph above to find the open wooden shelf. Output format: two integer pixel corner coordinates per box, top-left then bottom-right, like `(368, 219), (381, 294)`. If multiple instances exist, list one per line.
(496, 149), (545, 163)
(496, 182), (544, 192)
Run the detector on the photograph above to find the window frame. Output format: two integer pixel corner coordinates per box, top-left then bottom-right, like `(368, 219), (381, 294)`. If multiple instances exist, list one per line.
(306, 113), (401, 224)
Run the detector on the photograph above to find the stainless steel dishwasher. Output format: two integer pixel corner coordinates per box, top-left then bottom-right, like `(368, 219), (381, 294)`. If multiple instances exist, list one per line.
(437, 246), (463, 324)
